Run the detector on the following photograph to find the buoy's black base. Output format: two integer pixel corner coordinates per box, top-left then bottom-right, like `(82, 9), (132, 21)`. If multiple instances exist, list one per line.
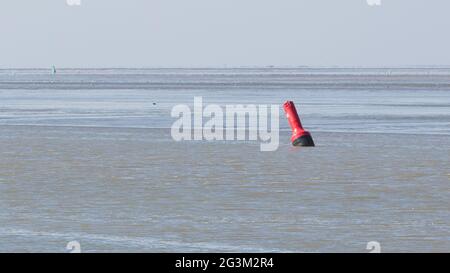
(292, 135), (315, 147)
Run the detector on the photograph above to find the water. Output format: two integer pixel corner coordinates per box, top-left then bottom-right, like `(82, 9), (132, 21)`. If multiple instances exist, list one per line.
(0, 68), (449, 252)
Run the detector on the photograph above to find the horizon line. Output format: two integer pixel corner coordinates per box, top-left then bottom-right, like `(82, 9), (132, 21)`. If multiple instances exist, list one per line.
(3, 65), (450, 70)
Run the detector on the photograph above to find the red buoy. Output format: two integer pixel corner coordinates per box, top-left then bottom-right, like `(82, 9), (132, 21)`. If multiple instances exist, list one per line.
(283, 101), (315, 147)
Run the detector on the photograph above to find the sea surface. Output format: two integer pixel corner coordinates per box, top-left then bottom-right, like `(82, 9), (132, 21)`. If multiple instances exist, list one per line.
(0, 68), (449, 252)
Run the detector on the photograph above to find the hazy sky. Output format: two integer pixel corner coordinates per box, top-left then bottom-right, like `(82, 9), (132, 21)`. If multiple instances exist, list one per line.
(1, 0), (449, 68)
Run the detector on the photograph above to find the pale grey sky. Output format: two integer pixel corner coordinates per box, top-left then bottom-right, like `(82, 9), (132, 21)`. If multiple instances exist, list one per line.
(1, 0), (449, 68)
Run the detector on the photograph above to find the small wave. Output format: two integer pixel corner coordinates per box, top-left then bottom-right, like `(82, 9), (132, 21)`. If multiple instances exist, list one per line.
(0, 227), (286, 252)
